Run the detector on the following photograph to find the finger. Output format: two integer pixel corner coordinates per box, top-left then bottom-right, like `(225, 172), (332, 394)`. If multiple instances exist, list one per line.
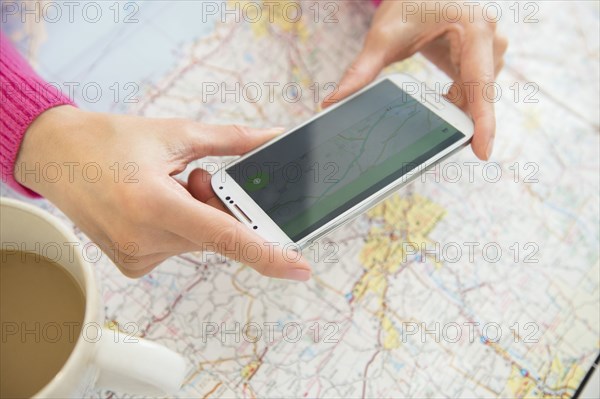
(322, 44), (386, 108)
(180, 124), (285, 161)
(106, 247), (175, 279)
(493, 34), (508, 78)
(187, 168), (215, 203)
(323, 17), (453, 109)
(446, 45), (505, 109)
(494, 57), (504, 78)
(115, 257), (168, 279)
(444, 81), (467, 111)
(169, 198), (312, 281)
(460, 30), (497, 161)
(187, 167), (230, 213)
(494, 34), (509, 59)
(421, 37), (461, 81)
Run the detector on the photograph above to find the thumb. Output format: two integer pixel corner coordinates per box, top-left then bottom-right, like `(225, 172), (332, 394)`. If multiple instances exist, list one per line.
(178, 122), (285, 160)
(169, 197), (313, 281)
(322, 46), (385, 109)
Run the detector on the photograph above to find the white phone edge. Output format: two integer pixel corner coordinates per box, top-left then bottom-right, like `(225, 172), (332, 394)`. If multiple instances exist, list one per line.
(211, 73), (475, 249)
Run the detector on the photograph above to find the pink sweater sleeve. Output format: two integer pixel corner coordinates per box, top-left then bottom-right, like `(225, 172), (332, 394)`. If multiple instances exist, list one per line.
(0, 33), (75, 198)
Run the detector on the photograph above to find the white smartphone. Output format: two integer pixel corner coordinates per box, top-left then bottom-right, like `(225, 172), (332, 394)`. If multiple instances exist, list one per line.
(211, 74), (474, 248)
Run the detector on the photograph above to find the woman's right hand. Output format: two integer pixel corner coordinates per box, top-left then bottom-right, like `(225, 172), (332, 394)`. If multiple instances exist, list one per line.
(324, 0), (508, 160)
(14, 105), (312, 281)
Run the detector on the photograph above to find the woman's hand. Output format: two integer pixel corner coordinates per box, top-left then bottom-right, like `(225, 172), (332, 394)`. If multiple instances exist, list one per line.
(14, 105), (312, 280)
(323, 0), (508, 160)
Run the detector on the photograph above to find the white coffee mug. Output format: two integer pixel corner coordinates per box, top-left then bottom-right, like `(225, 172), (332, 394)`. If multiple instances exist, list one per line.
(0, 197), (187, 398)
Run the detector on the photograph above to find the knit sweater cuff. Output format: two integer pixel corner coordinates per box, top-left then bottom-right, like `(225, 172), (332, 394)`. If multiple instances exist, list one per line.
(1, 35), (75, 198)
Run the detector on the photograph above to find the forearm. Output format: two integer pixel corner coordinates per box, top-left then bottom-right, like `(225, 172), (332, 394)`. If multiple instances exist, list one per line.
(0, 33), (75, 197)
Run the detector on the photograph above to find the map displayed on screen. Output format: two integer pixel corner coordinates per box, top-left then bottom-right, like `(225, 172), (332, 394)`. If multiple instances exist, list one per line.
(227, 80), (464, 240)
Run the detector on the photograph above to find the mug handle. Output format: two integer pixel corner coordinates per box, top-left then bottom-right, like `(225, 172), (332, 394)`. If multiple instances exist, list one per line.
(94, 328), (187, 395)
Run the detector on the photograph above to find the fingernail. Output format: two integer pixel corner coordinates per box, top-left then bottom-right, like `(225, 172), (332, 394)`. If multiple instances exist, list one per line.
(486, 138), (495, 160)
(286, 268), (311, 282)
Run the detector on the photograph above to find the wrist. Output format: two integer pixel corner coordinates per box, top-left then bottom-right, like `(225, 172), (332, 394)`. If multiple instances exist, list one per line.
(14, 105), (86, 197)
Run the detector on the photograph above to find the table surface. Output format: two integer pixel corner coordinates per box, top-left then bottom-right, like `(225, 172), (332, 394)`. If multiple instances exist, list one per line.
(2, 1), (599, 398)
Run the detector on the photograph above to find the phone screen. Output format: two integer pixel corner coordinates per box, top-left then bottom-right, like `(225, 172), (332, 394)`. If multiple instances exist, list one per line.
(226, 79), (466, 241)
